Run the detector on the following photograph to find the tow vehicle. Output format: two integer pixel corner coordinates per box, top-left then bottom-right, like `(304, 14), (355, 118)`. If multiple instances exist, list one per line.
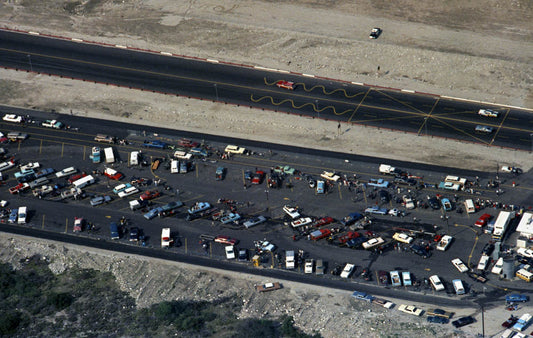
(243, 216), (267, 228)
(309, 228), (332, 241)
(276, 80), (295, 90)
(340, 212), (363, 226)
(291, 217), (313, 228)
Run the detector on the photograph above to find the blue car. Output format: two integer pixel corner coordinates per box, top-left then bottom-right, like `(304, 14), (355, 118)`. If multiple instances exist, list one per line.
(143, 140), (167, 149)
(506, 294), (529, 303)
(8, 209), (18, 223)
(144, 207), (163, 220)
(441, 198), (452, 211)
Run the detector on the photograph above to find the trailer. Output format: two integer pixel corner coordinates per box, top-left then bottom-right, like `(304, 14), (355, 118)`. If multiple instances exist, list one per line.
(72, 175), (95, 189)
(492, 211), (515, 241)
(104, 147), (115, 163)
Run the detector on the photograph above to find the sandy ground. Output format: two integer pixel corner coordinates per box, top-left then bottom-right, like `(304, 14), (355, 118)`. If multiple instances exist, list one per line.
(0, 0), (533, 336)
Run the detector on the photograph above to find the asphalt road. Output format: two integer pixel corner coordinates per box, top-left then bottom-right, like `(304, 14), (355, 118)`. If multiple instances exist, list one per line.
(0, 29), (532, 150)
(1, 107), (532, 311)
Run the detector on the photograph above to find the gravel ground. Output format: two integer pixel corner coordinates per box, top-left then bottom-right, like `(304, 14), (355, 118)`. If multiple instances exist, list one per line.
(0, 1), (532, 336)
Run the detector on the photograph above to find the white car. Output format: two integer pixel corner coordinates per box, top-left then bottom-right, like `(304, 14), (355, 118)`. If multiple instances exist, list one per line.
(517, 247), (533, 259)
(42, 119), (64, 129)
(320, 171), (340, 182)
(304, 259), (314, 274)
(56, 166), (77, 178)
(429, 275), (445, 291)
(392, 233), (414, 244)
(475, 125), (493, 133)
(436, 235), (453, 251)
(290, 217), (313, 228)
(2, 114), (23, 123)
(282, 205), (300, 219)
(501, 166), (521, 174)
(225, 245), (235, 259)
(362, 237), (385, 250)
(478, 109), (499, 118)
(491, 257), (504, 275)
(340, 263), (355, 278)
(403, 195), (415, 210)
(398, 304), (423, 316)
(477, 254), (490, 271)
(451, 258), (469, 273)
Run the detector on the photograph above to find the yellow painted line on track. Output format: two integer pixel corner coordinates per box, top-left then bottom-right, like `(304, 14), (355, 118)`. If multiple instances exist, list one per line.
(348, 88), (372, 122)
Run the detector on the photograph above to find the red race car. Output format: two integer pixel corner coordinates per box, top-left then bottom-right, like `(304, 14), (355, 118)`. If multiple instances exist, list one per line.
(276, 80), (295, 90)
(214, 235), (238, 245)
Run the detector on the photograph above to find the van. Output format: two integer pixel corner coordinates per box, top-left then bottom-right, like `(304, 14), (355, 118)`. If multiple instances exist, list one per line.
(17, 206), (27, 224)
(516, 269), (533, 282)
(429, 275), (445, 291)
(110, 222), (120, 240)
(452, 279), (465, 295)
(129, 151), (139, 166)
(464, 199), (475, 214)
(104, 147), (115, 164)
(170, 160), (179, 174)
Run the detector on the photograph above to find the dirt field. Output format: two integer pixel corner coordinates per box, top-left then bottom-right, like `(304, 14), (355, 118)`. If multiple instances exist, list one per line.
(0, 1), (532, 336)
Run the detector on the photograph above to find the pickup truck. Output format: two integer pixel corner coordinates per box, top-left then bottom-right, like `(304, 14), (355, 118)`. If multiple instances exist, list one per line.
(320, 171), (340, 182)
(304, 259), (314, 274)
(351, 291), (374, 302)
(340, 212), (363, 226)
(256, 282), (282, 292)
(436, 235), (453, 251)
(188, 202), (211, 214)
(42, 119), (64, 129)
(309, 229), (331, 241)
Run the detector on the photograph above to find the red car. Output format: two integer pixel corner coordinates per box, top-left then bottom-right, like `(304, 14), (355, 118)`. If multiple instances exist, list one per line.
(276, 80), (295, 90)
(177, 138), (199, 148)
(251, 171), (265, 185)
(475, 213), (492, 227)
(68, 173), (87, 184)
(104, 168), (124, 181)
(501, 315), (518, 328)
(313, 216), (334, 227)
(140, 190), (161, 201)
(214, 235), (238, 245)
(338, 231), (360, 244)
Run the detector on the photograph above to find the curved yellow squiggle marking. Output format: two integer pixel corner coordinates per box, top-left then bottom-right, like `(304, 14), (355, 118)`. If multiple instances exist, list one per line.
(299, 83), (363, 99)
(250, 94), (354, 116)
(264, 77), (280, 86)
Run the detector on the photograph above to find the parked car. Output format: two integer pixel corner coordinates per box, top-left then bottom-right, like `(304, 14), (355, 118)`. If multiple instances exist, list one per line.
(398, 304), (423, 316)
(451, 258), (469, 273)
(238, 249), (248, 261)
(140, 190), (161, 201)
(243, 216), (267, 228)
(452, 316), (475, 328)
(501, 315), (518, 328)
(215, 167), (226, 181)
(505, 294), (529, 303)
(427, 316), (449, 324)
(256, 282), (281, 292)
(428, 197), (440, 209)
(340, 263), (355, 278)
(251, 171), (265, 185)
(225, 246), (236, 259)
(73, 217), (84, 232)
(411, 244), (431, 258)
(129, 227), (140, 241)
(214, 235), (238, 245)
(393, 232), (414, 244)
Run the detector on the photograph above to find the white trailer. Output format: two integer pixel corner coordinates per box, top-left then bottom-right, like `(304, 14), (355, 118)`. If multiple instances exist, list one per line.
(72, 175), (95, 189)
(104, 147), (115, 163)
(492, 211), (516, 241)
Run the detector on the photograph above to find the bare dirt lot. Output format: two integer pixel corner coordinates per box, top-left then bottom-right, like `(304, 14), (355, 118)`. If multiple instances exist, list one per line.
(0, 0), (532, 336)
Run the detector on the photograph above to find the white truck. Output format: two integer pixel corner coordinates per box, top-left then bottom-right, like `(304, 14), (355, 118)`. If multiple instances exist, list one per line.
(104, 147), (115, 164)
(161, 228), (172, 248)
(285, 250), (295, 269)
(492, 210), (515, 241)
(379, 164), (401, 176)
(304, 259), (314, 274)
(129, 151), (139, 166)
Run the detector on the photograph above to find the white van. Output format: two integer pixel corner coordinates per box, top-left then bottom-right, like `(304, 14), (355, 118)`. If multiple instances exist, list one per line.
(429, 275), (445, 291)
(464, 199), (475, 214)
(17, 206), (27, 224)
(104, 147), (115, 163)
(452, 279), (465, 295)
(129, 151), (139, 166)
(170, 160), (179, 174)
